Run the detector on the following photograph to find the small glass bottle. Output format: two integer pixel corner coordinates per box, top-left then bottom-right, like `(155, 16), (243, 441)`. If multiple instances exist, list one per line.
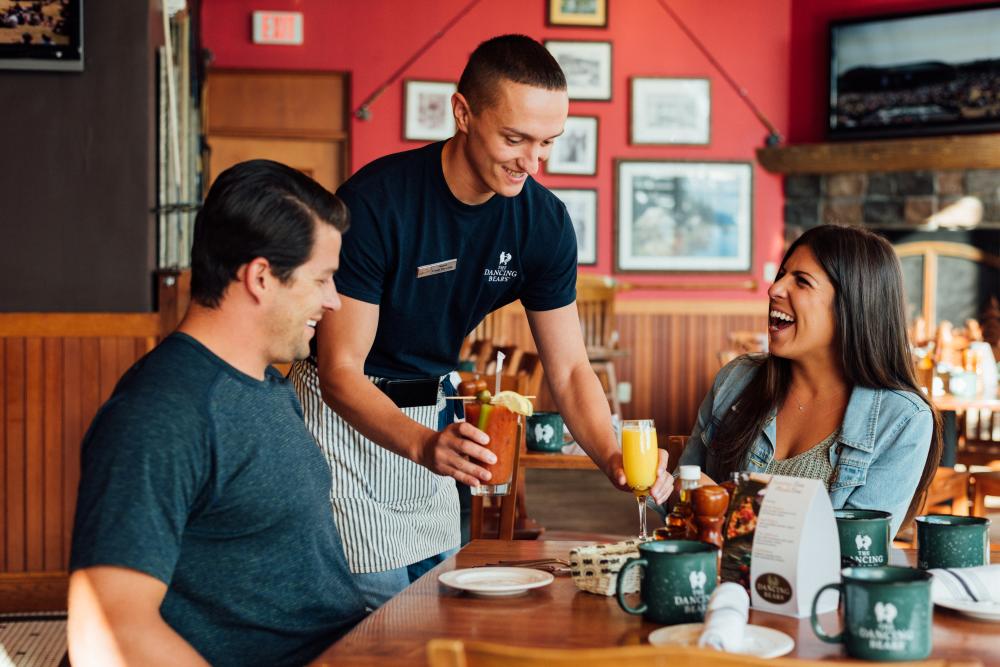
(657, 465), (701, 540)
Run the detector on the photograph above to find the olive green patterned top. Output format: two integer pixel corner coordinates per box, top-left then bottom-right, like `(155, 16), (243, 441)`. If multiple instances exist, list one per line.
(763, 429), (839, 489)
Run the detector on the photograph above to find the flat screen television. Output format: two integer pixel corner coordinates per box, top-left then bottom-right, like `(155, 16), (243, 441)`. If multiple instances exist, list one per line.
(0, 0), (82, 71)
(829, 3), (1000, 139)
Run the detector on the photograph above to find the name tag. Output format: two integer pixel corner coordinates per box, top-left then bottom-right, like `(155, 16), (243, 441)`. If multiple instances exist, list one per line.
(416, 258), (457, 278)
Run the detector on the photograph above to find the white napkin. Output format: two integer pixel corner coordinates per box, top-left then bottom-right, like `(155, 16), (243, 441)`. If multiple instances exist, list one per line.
(698, 582), (750, 652)
(929, 565), (1000, 604)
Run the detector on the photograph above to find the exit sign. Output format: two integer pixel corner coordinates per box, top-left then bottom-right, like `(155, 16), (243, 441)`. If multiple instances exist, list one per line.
(252, 11), (303, 45)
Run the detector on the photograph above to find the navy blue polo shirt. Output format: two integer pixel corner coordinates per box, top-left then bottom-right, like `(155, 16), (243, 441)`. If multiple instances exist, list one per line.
(335, 141), (578, 379)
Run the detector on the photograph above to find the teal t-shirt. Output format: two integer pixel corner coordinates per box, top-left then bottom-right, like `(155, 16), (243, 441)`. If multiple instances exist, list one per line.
(70, 333), (366, 666)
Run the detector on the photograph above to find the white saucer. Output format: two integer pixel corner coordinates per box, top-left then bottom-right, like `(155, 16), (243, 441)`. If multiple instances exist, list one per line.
(935, 598), (1000, 622)
(438, 567), (554, 597)
(648, 623), (795, 659)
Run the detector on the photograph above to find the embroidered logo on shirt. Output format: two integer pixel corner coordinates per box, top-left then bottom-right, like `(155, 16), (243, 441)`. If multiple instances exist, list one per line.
(483, 250), (518, 283)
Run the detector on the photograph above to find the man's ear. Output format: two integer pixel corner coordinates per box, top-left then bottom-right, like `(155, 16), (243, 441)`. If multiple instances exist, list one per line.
(239, 257), (272, 304)
(452, 92), (473, 134)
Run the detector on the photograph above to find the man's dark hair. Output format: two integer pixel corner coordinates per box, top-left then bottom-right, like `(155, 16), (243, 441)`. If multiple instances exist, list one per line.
(190, 159), (349, 308)
(457, 34), (567, 113)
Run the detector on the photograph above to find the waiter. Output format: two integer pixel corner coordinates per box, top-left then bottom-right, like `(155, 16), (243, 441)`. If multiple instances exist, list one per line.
(290, 34), (672, 609)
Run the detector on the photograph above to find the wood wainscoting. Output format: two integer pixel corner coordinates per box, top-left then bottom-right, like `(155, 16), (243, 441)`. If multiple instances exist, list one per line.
(483, 299), (768, 437)
(0, 313), (159, 610)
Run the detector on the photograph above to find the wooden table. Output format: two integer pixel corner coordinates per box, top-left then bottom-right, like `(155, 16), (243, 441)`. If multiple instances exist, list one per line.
(931, 393), (1000, 466)
(310, 539), (1000, 666)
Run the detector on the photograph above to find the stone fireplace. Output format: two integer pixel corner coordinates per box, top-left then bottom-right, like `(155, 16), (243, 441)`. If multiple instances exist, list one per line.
(778, 165), (1000, 334)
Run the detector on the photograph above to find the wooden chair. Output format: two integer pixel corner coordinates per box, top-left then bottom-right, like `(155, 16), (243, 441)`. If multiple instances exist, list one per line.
(426, 639), (983, 667)
(576, 274), (626, 418)
(483, 344), (521, 377)
(896, 466), (973, 542)
(919, 466), (972, 517)
(971, 470), (1000, 519)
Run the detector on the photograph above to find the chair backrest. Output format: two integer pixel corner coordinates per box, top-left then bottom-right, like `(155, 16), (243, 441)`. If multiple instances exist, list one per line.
(484, 344), (521, 376)
(513, 351), (544, 399)
(576, 274), (618, 351)
(426, 639), (983, 667)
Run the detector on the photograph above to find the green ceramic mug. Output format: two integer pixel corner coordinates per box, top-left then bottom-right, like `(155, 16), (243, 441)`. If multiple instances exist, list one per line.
(811, 566), (932, 661)
(916, 514), (990, 569)
(616, 540), (718, 626)
(834, 509), (891, 568)
(526, 412), (564, 452)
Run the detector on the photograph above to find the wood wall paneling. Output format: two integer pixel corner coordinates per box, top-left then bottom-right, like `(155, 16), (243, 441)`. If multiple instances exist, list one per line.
(0, 314), (158, 585)
(482, 301), (768, 437)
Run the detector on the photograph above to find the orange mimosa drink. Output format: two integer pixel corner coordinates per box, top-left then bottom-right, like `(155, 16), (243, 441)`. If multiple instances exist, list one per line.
(621, 419), (658, 538)
(622, 427), (658, 493)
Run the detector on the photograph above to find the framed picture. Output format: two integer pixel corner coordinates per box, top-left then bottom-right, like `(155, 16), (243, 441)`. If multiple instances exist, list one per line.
(615, 160), (753, 273)
(546, 115), (598, 175)
(544, 40), (612, 101)
(630, 77), (710, 145)
(551, 188), (598, 265)
(403, 79), (456, 141)
(0, 0), (83, 71)
(547, 0), (608, 28)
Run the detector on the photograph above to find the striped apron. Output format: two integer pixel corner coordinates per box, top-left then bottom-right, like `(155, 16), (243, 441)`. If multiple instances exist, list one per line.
(290, 359), (460, 573)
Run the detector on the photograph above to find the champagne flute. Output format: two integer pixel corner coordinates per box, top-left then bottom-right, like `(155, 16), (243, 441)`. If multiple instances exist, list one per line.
(621, 419), (658, 539)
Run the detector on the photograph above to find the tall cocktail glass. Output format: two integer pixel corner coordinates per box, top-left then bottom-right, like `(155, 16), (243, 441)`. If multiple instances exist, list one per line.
(464, 402), (521, 496)
(622, 418), (658, 539)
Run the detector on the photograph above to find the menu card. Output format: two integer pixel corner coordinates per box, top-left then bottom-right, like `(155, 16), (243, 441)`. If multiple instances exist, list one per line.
(749, 475), (840, 617)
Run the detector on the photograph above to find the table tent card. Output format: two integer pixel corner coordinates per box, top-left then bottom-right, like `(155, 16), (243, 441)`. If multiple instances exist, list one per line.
(750, 475), (840, 617)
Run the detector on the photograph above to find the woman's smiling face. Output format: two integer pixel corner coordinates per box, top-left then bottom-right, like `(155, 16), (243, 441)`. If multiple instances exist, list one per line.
(767, 245), (839, 361)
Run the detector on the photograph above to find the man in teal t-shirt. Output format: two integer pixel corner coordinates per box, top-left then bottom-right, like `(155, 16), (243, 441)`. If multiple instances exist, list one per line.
(68, 160), (366, 666)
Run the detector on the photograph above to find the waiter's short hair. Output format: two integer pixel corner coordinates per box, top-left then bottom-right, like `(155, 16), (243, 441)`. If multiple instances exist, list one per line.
(458, 34), (567, 113)
(190, 159), (349, 308)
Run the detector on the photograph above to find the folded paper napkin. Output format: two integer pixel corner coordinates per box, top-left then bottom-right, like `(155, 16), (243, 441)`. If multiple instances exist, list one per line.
(698, 582), (750, 652)
(929, 565), (1000, 604)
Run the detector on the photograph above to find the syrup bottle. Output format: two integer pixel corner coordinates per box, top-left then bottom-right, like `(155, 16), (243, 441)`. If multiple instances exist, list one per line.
(657, 465), (701, 540)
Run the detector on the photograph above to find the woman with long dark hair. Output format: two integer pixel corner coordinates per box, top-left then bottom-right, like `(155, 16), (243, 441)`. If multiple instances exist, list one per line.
(678, 224), (941, 537)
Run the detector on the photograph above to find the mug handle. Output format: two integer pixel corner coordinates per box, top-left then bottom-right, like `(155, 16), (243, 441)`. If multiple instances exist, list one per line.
(810, 582), (844, 644)
(616, 557), (647, 616)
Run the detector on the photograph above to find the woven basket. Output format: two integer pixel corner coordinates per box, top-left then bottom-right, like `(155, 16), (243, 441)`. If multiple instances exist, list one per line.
(569, 539), (647, 596)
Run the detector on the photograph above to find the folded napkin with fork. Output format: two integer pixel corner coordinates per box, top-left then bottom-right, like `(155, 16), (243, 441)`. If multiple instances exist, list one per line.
(698, 582), (750, 652)
(929, 565), (1000, 603)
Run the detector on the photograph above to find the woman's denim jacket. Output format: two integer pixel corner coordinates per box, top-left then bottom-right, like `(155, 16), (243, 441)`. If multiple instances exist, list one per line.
(678, 356), (934, 538)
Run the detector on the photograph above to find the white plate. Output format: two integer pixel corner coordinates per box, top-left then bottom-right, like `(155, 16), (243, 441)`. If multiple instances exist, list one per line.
(438, 567), (554, 597)
(935, 598), (1000, 622)
(648, 623), (795, 659)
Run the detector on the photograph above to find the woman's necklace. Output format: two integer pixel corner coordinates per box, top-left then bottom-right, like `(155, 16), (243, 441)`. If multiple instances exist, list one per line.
(790, 388), (847, 412)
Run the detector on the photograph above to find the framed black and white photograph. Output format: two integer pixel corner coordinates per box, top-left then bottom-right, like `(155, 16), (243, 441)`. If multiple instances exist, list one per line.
(547, 0), (608, 28)
(544, 40), (612, 101)
(551, 188), (598, 265)
(546, 115), (598, 175)
(630, 77), (710, 145)
(615, 160), (752, 273)
(403, 79), (456, 142)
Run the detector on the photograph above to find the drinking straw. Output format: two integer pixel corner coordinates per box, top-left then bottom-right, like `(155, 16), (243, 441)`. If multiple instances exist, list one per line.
(494, 350), (505, 395)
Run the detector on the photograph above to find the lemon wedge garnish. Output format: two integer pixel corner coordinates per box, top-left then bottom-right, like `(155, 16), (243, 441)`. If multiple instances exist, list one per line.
(490, 390), (534, 417)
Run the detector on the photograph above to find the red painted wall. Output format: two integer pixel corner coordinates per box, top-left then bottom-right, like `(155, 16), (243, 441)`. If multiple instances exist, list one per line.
(200, 0), (791, 300)
(788, 0), (978, 143)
